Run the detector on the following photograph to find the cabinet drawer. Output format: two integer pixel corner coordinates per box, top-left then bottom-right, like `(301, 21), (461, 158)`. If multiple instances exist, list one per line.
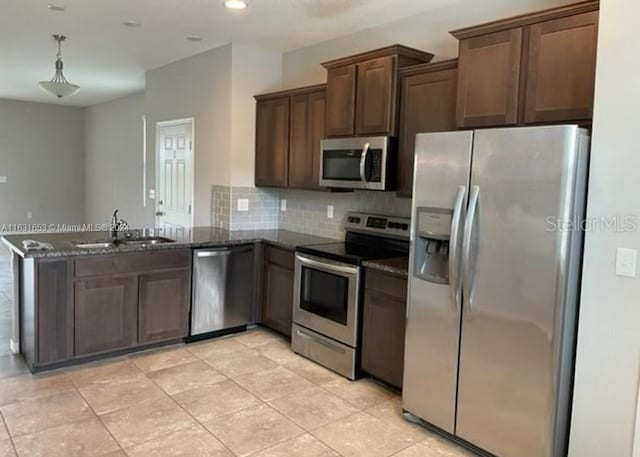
(75, 249), (190, 278)
(264, 245), (294, 270)
(365, 269), (407, 299)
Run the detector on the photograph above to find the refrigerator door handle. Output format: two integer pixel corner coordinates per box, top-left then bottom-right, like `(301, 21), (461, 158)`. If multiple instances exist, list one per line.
(462, 185), (480, 311)
(449, 185), (466, 311)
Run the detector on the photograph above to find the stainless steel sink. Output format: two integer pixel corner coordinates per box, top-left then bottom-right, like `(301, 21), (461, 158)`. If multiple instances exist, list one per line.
(73, 237), (174, 249)
(74, 241), (115, 249)
(122, 237), (175, 246)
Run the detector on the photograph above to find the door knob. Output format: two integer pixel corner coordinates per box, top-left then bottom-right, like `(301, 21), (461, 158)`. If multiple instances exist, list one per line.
(155, 210), (165, 216)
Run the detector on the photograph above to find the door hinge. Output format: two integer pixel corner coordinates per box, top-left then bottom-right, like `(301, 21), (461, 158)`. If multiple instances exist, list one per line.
(189, 204), (192, 215)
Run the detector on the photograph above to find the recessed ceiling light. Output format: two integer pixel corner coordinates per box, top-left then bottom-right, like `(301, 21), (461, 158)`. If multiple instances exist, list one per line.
(123, 20), (142, 28)
(223, 0), (248, 10)
(186, 36), (203, 42)
(47, 3), (65, 11)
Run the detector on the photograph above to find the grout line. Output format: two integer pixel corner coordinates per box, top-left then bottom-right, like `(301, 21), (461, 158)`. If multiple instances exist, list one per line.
(144, 370), (239, 456)
(74, 384), (127, 455)
(0, 410), (19, 457)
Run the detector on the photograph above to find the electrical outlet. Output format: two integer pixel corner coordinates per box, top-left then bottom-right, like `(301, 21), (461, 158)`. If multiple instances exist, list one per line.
(616, 248), (637, 278)
(237, 199), (249, 212)
(327, 205), (334, 219)
(26, 211), (33, 219)
(0, 176), (7, 184)
(148, 189), (156, 200)
(280, 199), (287, 212)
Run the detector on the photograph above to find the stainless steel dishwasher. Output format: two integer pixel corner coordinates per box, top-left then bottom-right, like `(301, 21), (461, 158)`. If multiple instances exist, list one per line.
(191, 244), (256, 337)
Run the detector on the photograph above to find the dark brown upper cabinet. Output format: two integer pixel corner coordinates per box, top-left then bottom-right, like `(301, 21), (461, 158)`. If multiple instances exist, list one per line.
(524, 10), (598, 123)
(455, 29), (523, 128)
(289, 88), (326, 189)
(255, 96), (290, 187)
(325, 65), (357, 137)
(451, 0), (599, 128)
(255, 84), (326, 189)
(322, 45), (434, 137)
(397, 60), (458, 197)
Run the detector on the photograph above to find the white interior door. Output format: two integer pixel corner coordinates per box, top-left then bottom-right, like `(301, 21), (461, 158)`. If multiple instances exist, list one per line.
(156, 120), (193, 230)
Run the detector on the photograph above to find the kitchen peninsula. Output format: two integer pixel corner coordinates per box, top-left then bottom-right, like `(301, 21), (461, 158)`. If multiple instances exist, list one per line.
(1, 227), (336, 373)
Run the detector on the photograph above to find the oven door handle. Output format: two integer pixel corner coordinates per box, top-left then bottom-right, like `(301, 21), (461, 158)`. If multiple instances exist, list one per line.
(359, 142), (371, 185)
(296, 254), (359, 276)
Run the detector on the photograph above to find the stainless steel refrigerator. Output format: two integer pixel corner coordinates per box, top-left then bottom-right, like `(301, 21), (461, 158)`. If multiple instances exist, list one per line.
(403, 125), (589, 457)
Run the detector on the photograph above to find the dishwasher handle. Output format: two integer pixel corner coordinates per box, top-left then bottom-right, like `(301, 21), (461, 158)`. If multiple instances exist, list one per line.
(195, 245), (253, 257)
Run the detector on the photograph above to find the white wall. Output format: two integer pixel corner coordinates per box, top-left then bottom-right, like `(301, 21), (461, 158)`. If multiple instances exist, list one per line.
(0, 99), (84, 228)
(144, 44), (233, 226)
(230, 44), (282, 187)
(84, 93), (145, 227)
(569, 0), (640, 456)
(282, 0), (573, 88)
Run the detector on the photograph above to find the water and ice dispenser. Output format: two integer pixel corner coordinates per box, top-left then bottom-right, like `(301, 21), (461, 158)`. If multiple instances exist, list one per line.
(413, 207), (452, 284)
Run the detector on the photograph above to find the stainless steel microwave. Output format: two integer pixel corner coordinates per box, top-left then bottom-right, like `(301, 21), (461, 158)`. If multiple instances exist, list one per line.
(319, 136), (396, 190)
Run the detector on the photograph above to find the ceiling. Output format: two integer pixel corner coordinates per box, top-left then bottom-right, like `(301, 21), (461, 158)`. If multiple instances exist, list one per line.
(0, 0), (451, 107)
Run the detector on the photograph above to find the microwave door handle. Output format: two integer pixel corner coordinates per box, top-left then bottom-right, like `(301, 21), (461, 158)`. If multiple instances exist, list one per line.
(359, 143), (371, 185)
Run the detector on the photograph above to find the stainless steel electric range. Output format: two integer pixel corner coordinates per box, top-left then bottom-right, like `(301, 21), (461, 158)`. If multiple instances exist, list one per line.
(292, 211), (410, 379)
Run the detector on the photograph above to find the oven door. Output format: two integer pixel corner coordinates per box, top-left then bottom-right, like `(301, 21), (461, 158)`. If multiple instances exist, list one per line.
(293, 253), (361, 347)
(319, 137), (392, 190)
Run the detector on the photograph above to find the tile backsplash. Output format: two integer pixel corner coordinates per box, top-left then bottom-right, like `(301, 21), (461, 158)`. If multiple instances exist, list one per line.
(278, 188), (412, 239)
(212, 185), (412, 238)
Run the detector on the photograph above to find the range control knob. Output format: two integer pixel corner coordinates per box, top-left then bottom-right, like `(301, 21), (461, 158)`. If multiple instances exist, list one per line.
(401, 223), (409, 230)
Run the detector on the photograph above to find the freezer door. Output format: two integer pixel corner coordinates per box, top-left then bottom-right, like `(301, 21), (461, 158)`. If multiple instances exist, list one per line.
(456, 126), (588, 457)
(403, 131), (473, 433)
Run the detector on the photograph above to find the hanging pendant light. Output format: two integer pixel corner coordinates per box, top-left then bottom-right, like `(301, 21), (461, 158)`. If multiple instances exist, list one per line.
(38, 34), (80, 98)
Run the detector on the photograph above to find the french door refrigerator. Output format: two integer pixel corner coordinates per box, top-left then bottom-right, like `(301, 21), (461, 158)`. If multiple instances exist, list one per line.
(403, 125), (589, 457)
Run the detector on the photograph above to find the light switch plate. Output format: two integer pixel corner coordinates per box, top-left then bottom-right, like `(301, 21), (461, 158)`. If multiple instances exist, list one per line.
(237, 199), (249, 212)
(26, 211), (33, 220)
(327, 205), (334, 219)
(0, 176), (7, 184)
(616, 248), (637, 277)
(280, 199), (287, 212)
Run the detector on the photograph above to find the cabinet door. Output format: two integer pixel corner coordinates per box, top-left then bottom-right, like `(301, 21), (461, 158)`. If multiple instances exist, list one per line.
(288, 94), (311, 189)
(325, 65), (357, 137)
(75, 276), (138, 356)
(308, 90), (326, 189)
(398, 67), (458, 196)
(255, 97), (290, 187)
(288, 91), (326, 189)
(524, 11), (598, 123)
(138, 269), (190, 344)
(261, 247), (295, 337)
(456, 28), (523, 128)
(356, 56), (396, 135)
(37, 260), (73, 364)
(361, 272), (407, 389)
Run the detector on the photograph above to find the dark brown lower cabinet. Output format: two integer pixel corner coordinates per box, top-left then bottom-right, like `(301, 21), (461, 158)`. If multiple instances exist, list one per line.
(138, 269), (190, 344)
(361, 269), (408, 389)
(23, 249), (192, 370)
(261, 245), (295, 337)
(37, 259), (74, 364)
(74, 275), (138, 357)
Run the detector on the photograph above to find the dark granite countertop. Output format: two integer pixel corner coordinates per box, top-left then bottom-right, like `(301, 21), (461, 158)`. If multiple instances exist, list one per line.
(363, 256), (409, 279)
(1, 227), (339, 259)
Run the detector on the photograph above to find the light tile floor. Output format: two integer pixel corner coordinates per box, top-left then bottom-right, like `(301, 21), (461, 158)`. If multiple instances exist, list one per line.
(0, 327), (475, 457)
